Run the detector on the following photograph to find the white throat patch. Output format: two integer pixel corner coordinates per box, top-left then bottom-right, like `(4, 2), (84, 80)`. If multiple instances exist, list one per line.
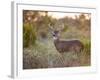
(53, 37), (58, 40)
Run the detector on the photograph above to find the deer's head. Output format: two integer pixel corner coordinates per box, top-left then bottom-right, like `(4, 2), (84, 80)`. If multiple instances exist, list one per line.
(48, 24), (64, 40)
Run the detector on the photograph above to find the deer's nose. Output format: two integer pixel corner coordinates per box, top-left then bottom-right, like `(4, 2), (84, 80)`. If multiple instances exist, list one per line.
(53, 34), (56, 36)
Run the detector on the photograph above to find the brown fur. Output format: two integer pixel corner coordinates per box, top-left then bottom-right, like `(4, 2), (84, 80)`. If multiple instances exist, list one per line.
(54, 39), (84, 53)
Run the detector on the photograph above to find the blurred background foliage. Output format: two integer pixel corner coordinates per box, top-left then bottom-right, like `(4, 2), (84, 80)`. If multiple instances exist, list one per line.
(23, 10), (91, 48)
(23, 10), (91, 69)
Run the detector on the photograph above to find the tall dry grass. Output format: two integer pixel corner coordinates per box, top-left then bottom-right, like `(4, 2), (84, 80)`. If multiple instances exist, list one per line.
(23, 39), (90, 69)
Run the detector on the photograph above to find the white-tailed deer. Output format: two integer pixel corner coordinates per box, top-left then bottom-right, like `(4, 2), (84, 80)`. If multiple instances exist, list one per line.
(48, 24), (84, 53)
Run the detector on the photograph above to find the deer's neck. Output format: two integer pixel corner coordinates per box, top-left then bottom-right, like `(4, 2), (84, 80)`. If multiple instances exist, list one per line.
(54, 38), (59, 44)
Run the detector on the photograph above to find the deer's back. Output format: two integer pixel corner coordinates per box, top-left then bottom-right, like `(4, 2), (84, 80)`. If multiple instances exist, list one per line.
(54, 40), (84, 53)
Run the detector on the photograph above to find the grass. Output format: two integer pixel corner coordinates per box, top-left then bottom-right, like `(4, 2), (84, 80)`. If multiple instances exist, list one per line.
(23, 39), (91, 69)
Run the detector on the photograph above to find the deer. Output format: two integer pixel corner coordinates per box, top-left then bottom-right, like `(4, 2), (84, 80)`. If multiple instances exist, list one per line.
(48, 24), (84, 54)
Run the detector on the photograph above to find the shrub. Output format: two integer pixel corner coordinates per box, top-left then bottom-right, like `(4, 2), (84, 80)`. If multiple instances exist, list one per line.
(23, 23), (36, 48)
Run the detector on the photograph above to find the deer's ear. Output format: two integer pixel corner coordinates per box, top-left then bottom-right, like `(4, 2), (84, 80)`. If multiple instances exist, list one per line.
(58, 30), (61, 34)
(48, 24), (53, 30)
(48, 24), (55, 34)
(56, 24), (65, 32)
(57, 31), (60, 37)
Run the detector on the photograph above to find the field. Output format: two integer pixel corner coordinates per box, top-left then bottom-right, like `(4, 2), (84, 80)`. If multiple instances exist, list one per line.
(23, 10), (91, 69)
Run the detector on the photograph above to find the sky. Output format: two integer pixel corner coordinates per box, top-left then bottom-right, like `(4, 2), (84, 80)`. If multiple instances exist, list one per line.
(47, 12), (90, 19)
(48, 12), (79, 19)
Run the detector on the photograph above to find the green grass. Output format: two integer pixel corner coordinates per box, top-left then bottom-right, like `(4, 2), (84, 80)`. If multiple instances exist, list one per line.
(23, 39), (91, 69)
